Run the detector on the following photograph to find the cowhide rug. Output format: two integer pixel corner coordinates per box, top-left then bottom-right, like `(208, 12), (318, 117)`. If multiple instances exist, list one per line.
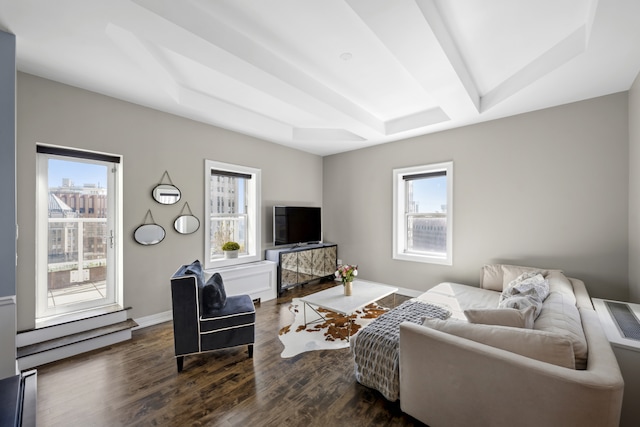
(278, 298), (388, 358)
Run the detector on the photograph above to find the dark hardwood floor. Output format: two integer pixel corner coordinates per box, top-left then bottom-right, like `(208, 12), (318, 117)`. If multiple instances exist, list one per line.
(35, 281), (426, 427)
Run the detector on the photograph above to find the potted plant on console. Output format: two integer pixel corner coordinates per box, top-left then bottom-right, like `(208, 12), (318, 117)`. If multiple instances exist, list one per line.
(222, 241), (240, 259)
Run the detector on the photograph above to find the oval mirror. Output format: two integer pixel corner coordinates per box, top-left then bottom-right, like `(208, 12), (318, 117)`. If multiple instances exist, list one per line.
(174, 215), (200, 235)
(152, 184), (181, 205)
(134, 224), (166, 245)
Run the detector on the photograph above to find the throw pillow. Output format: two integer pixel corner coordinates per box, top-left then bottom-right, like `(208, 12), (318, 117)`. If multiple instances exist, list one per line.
(479, 264), (504, 292)
(481, 264), (563, 292)
(422, 318), (576, 369)
(202, 272), (227, 311)
(545, 270), (577, 304)
(184, 259), (205, 288)
(464, 306), (536, 329)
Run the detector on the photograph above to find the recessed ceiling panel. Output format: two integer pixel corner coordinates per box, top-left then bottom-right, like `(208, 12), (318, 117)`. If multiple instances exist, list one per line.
(158, 47), (330, 128)
(193, 0), (439, 121)
(434, 0), (591, 95)
(1, 0), (639, 156)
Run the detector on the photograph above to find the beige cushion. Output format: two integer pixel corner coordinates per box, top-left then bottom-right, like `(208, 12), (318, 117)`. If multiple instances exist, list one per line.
(480, 264), (562, 292)
(534, 291), (588, 369)
(501, 265), (550, 288)
(546, 270), (576, 305)
(423, 317), (576, 369)
(479, 264), (563, 292)
(464, 306), (536, 329)
(416, 282), (501, 321)
(479, 264), (504, 291)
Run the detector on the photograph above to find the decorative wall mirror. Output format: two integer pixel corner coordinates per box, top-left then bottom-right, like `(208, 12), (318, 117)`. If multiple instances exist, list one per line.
(134, 210), (166, 245)
(152, 171), (181, 205)
(174, 202), (200, 235)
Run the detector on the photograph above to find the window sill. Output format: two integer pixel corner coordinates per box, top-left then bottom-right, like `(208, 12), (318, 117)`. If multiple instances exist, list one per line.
(205, 254), (262, 270)
(393, 252), (452, 266)
(35, 303), (125, 329)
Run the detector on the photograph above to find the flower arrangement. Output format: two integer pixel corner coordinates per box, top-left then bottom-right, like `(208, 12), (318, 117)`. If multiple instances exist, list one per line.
(335, 264), (358, 285)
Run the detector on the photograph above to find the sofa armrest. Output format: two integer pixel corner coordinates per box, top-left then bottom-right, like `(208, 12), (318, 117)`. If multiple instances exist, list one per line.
(569, 277), (594, 310)
(399, 316), (623, 427)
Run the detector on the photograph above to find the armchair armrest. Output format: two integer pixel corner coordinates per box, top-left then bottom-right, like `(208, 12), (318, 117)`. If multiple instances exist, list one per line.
(170, 274), (200, 355)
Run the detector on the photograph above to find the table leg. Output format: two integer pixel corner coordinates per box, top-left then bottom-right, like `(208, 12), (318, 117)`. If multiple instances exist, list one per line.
(303, 302), (327, 327)
(303, 302), (307, 326)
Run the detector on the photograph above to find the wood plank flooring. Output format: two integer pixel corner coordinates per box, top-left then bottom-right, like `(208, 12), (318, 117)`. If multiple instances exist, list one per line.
(35, 281), (427, 427)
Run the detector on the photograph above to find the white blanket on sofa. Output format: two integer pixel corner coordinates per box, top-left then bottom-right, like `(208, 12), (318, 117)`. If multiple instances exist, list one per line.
(499, 271), (550, 317)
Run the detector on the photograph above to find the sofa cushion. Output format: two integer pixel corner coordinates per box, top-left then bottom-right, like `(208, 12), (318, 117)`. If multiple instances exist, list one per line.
(200, 294), (255, 332)
(479, 264), (563, 292)
(202, 272), (227, 311)
(479, 264), (505, 291)
(416, 282), (500, 321)
(464, 306), (535, 329)
(534, 291), (588, 369)
(546, 270), (576, 305)
(423, 317), (576, 369)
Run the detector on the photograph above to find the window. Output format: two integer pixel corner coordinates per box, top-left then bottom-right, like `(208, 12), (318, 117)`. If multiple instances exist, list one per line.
(205, 160), (261, 269)
(36, 145), (123, 320)
(393, 161), (453, 265)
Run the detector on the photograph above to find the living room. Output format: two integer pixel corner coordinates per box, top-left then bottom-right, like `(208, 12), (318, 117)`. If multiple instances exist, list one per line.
(2, 1), (640, 425)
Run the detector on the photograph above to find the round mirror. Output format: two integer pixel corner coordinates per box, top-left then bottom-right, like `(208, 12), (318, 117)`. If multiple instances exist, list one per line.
(174, 215), (200, 234)
(152, 184), (181, 205)
(134, 224), (166, 245)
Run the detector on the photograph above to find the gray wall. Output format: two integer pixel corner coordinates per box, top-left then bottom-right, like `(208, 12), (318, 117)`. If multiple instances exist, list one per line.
(0, 31), (15, 298)
(16, 73), (323, 331)
(629, 72), (640, 303)
(0, 30), (17, 379)
(13, 71), (636, 332)
(324, 93), (630, 301)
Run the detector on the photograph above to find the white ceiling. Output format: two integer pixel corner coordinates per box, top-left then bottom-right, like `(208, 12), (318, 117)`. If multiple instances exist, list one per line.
(1, 0), (639, 156)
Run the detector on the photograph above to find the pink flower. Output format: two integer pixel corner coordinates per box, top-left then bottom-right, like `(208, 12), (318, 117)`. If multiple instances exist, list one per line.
(335, 264), (358, 284)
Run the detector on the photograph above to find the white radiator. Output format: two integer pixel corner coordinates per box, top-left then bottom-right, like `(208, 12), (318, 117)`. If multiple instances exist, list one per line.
(593, 298), (640, 427)
(213, 260), (277, 303)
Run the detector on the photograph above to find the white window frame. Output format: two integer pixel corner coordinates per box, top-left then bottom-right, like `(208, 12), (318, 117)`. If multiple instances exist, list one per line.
(393, 161), (453, 265)
(36, 145), (123, 320)
(204, 160), (261, 269)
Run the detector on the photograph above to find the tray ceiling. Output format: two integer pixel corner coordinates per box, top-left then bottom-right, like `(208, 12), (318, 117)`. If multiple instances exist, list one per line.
(1, 0), (639, 155)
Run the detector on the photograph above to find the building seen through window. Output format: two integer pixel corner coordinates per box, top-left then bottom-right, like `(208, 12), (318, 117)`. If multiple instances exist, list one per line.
(406, 174), (447, 255)
(209, 174), (247, 258)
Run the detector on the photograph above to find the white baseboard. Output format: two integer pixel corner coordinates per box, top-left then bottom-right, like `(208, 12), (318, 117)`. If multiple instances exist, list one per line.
(133, 310), (172, 330)
(18, 309), (129, 347)
(18, 329), (132, 370)
(0, 295), (16, 306)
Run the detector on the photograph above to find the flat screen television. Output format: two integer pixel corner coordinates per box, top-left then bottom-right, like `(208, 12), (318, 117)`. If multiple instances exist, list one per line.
(273, 206), (321, 246)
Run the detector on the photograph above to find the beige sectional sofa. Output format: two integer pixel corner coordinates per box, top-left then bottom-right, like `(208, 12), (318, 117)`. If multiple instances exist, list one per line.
(399, 264), (624, 427)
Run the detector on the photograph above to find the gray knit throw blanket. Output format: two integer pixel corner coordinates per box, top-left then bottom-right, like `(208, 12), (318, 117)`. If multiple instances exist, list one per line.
(351, 299), (451, 401)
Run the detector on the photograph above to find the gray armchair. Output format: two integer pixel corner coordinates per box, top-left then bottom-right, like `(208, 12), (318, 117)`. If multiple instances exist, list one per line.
(170, 261), (255, 372)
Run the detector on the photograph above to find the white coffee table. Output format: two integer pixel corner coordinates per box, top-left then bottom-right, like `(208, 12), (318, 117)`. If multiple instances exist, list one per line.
(299, 279), (398, 339)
